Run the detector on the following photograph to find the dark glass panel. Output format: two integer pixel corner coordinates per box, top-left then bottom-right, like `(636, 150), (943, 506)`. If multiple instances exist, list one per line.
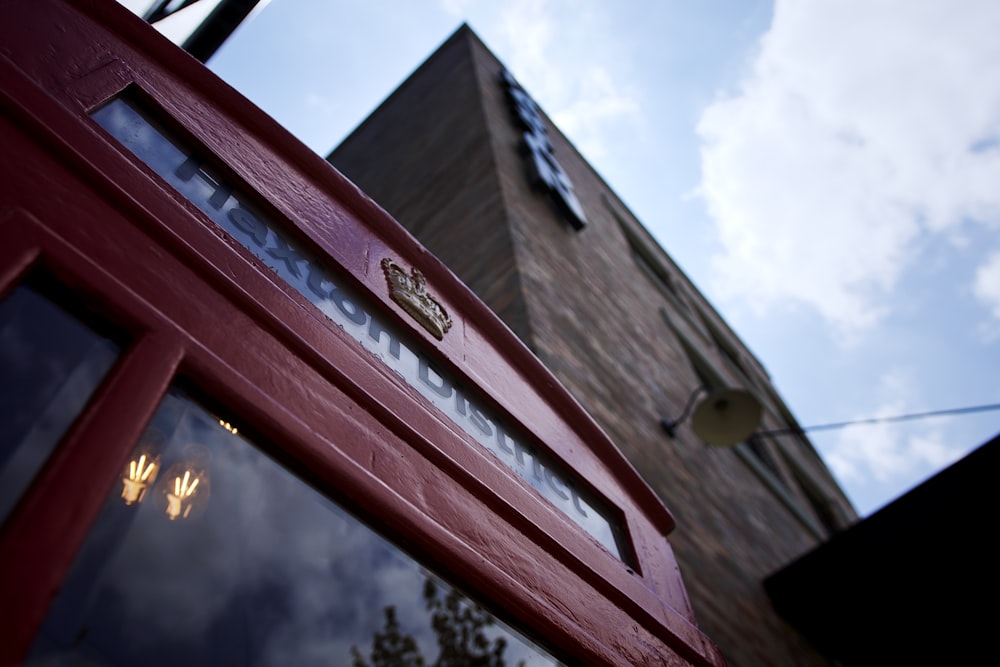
(29, 387), (560, 666)
(0, 282), (120, 526)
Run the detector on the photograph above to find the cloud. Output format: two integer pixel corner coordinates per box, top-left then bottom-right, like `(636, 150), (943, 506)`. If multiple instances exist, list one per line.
(439, 0), (473, 17)
(820, 370), (967, 506)
(973, 250), (1000, 320)
(489, 0), (639, 160)
(696, 0), (1000, 336)
(825, 417), (961, 485)
(973, 249), (1000, 341)
(494, 0), (559, 80)
(550, 66), (639, 159)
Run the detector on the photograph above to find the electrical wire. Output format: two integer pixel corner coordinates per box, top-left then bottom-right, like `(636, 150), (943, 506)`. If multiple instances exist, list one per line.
(758, 402), (1000, 438)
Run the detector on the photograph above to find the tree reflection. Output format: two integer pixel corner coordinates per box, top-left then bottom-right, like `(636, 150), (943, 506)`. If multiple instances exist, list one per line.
(352, 579), (525, 667)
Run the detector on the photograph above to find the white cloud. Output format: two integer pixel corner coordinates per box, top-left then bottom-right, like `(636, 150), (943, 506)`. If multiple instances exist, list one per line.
(495, 0), (560, 86)
(551, 66), (639, 159)
(973, 250), (1000, 320)
(820, 370), (967, 506)
(439, 0), (474, 17)
(489, 0), (638, 160)
(696, 0), (1000, 336)
(973, 249), (1000, 341)
(825, 419), (961, 485)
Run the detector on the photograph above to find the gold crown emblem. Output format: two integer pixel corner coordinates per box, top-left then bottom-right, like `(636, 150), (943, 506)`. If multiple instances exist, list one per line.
(381, 258), (453, 340)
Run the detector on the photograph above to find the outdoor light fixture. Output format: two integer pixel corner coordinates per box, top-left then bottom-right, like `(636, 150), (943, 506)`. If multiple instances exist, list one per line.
(662, 386), (763, 447)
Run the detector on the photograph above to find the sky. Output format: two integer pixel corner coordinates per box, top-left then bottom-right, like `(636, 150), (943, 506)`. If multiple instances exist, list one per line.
(119, 0), (1000, 518)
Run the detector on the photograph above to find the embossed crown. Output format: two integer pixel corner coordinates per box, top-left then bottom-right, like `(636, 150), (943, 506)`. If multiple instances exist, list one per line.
(381, 258), (453, 340)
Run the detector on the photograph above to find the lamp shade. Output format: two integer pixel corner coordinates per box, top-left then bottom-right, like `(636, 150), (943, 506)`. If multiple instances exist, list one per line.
(691, 389), (762, 446)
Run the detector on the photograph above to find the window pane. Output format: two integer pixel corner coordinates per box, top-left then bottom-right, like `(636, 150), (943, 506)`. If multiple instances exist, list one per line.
(28, 387), (561, 666)
(0, 282), (119, 525)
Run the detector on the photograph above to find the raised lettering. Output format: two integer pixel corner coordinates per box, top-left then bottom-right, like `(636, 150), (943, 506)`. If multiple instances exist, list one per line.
(175, 155), (232, 208)
(531, 454), (545, 482)
(228, 207), (269, 247)
(469, 406), (493, 437)
(509, 90), (548, 140)
(522, 133), (586, 229)
(306, 263), (334, 299)
(174, 154), (202, 182)
(495, 423), (516, 455)
(330, 285), (367, 325)
(367, 316), (402, 361)
(570, 487), (589, 518)
(502, 70), (586, 230)
(454, 388), (468, 416)
(418, 357), (452, 398)
(544, 467), (570, 501)
(523, 132), (566, 191)
(512, 439), (544, 481)
(266, 235), (305, 278)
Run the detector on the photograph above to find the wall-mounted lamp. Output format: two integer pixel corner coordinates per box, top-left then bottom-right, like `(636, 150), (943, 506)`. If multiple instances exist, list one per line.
(662, 387), (763, 447)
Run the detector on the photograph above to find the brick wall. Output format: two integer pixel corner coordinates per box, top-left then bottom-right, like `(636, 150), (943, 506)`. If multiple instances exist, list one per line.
(330, 26), (855, 667)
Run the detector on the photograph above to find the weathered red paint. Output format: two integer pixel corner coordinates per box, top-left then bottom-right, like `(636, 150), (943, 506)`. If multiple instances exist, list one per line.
(0, 1), (725, 665)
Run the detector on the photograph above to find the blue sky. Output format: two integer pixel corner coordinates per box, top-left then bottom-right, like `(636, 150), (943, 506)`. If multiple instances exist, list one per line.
(121, 0), (1000, 517)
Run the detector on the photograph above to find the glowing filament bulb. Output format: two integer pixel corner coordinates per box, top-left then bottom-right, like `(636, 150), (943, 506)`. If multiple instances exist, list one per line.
(218, 419), (238, 435)
(140, 456), (156, 481)
(166, 469), (202, 520)
(121, 453), (158, 505)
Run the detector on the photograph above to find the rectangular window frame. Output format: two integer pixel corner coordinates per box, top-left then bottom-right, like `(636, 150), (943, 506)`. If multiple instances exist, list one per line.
(83, 85), (634, 565)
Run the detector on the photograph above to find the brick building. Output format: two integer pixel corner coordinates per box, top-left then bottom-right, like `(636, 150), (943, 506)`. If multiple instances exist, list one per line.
(329, 25), (858, 667)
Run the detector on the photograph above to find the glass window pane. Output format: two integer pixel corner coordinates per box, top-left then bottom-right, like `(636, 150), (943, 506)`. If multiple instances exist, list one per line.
(0, 282), (120, 525)
(28, 387), (562, 666)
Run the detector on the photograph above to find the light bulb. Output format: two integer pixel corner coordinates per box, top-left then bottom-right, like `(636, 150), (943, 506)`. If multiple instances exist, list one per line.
(158, 459), (210, 521)
(121, 452), (160, 505)
(166, 468), (201, 519)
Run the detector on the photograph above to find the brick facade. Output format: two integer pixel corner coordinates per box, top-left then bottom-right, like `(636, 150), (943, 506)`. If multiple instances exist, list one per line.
(330, 25), (856, 667)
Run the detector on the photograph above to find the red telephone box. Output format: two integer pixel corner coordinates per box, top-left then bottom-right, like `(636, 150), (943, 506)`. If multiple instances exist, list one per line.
(0, 2), (724, 665)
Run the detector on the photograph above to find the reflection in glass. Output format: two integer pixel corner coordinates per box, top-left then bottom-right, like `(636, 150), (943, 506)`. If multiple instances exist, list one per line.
(29, 388), (561, 666)
(0, 282), (120, 526)
(120, 450), (159, 505)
